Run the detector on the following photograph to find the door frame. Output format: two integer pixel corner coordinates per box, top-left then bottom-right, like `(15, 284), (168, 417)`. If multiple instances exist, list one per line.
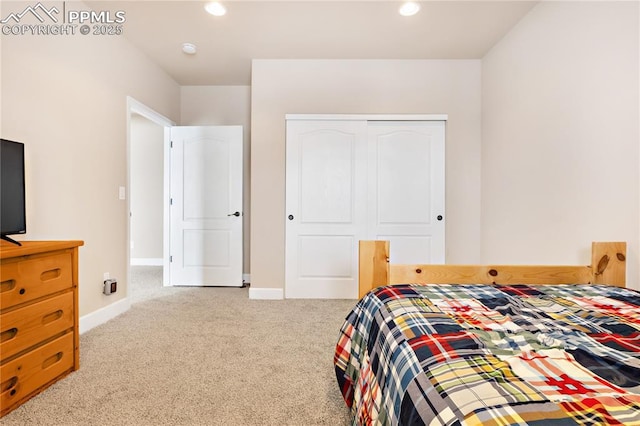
(126, 97), (175, 288)
(285, 114), (448, 121)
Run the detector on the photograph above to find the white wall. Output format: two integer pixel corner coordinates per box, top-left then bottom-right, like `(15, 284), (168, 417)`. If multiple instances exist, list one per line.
(251, 59), (482, 292)
(1, 2), (181, 315)
(482, 1), (639, 289)
(130, 114), (164, 262)
(180, 85), (251, 276)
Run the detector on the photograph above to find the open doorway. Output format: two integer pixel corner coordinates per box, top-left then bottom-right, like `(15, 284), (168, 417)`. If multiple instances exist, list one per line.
(127, 98), (174, 304)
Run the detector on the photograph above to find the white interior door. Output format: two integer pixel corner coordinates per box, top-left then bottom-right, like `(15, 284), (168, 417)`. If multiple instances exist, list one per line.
(285, 116), (446, 299)
(170, 126), (243, 286)
(367, 121), (445, 264)
(285, 120), (367, 298)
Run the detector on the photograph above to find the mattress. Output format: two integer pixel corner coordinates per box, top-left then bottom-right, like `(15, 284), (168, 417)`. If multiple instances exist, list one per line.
(334, 284), (640, 425)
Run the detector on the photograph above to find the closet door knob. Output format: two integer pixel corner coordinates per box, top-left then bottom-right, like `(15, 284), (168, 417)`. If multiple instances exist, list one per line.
(228, 211), (240, 217)
(437, 215), (443, 221)
(288, 215), (294, 220)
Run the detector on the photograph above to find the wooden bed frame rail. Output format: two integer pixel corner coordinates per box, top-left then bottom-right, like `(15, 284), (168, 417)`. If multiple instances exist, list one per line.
(359, 241), (626, 298)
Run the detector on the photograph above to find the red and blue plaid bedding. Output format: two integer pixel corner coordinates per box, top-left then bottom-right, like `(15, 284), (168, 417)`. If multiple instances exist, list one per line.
(334, 284), (640, 425)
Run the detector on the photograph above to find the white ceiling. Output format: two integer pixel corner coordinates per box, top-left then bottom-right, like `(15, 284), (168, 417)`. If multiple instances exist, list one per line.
(89, 1), (538, 86)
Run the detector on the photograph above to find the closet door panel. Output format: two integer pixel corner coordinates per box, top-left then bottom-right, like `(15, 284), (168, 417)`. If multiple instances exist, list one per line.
(377, 130), (432, 224)
(368, 121), (445, 265)
(299, 132), (353, 224)
(285, 120), (367, 299)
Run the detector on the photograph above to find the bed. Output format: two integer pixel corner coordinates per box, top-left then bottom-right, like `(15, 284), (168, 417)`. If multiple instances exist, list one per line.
(334, 241), (640, 425)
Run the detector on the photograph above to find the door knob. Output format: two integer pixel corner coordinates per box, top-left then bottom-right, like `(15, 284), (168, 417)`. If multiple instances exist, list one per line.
(228, 212), (240, 217)
(437, 215), (443, 221)
(288, 215), (294, 220)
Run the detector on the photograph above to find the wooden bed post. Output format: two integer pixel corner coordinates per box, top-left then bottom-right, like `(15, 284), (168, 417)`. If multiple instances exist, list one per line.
(591, 242), (626, 287)
(359, 241), (390, 298)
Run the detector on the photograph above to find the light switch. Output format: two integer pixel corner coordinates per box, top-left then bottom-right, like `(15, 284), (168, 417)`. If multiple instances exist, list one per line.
(119, 186), (126, 200)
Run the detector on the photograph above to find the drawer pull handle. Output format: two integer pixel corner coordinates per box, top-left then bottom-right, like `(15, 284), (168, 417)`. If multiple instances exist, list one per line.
(1, 376), (18, 392)
(19, 288), (26, 295)
(42, 310), (64, 325)
(0, 279), (16, 293)
(0, 328), (18, 343)
(42, 352), (64, 369)
(40, 268), (62, 282)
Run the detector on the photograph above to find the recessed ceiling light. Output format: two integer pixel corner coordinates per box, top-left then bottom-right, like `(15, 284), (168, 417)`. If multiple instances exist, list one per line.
(205, 2), (226, 17)
(182, 43), (197, 55)
(399, 2), (420, 17)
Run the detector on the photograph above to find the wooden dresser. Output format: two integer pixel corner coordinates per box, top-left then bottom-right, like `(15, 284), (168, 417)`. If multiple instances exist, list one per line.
(0, 240), (83, 417)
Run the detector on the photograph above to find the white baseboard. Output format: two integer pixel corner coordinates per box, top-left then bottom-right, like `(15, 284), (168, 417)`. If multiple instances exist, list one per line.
(79, 297), (131, 335)
(130, 258), (163, 266)
(243, 273), (251, 284)
(248, 287), (283, 300)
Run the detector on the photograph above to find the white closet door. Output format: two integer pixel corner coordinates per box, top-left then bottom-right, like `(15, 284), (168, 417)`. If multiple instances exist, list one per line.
(285, 120), (367, 298)
(367, 121), (445, 264)
(285, 116), (446, 299)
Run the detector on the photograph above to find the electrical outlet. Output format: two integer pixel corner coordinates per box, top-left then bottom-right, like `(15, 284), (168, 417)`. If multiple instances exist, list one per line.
(103, 279), (117, 295)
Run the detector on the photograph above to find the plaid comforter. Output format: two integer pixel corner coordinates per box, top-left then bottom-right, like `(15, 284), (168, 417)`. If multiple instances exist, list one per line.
(334, 284), (640, 425)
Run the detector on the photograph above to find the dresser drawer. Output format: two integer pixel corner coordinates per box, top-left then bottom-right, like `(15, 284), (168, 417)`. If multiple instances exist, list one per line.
(0, 251), (73, 309)
(0, 292), (74, 361)
(1, 332), (74, 415)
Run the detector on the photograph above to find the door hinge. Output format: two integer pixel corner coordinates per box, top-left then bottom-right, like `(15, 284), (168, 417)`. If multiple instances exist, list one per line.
(170, 141), (173, 148)
(170, 256), (173, 263)
(170, 198), (173, 205)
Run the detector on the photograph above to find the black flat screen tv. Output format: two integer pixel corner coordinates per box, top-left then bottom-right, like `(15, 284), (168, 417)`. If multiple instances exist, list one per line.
(0, 139), (26, 246)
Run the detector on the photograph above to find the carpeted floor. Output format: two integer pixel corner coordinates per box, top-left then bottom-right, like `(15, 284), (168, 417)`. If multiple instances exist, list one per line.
(2, 267), (355, 425)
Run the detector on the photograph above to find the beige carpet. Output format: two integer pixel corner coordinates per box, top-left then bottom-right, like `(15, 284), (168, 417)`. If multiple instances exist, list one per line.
(3, 268), (355, 425)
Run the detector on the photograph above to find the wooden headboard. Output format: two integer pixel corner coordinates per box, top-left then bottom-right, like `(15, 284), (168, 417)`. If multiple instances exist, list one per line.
(358, 241), (627, 298)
